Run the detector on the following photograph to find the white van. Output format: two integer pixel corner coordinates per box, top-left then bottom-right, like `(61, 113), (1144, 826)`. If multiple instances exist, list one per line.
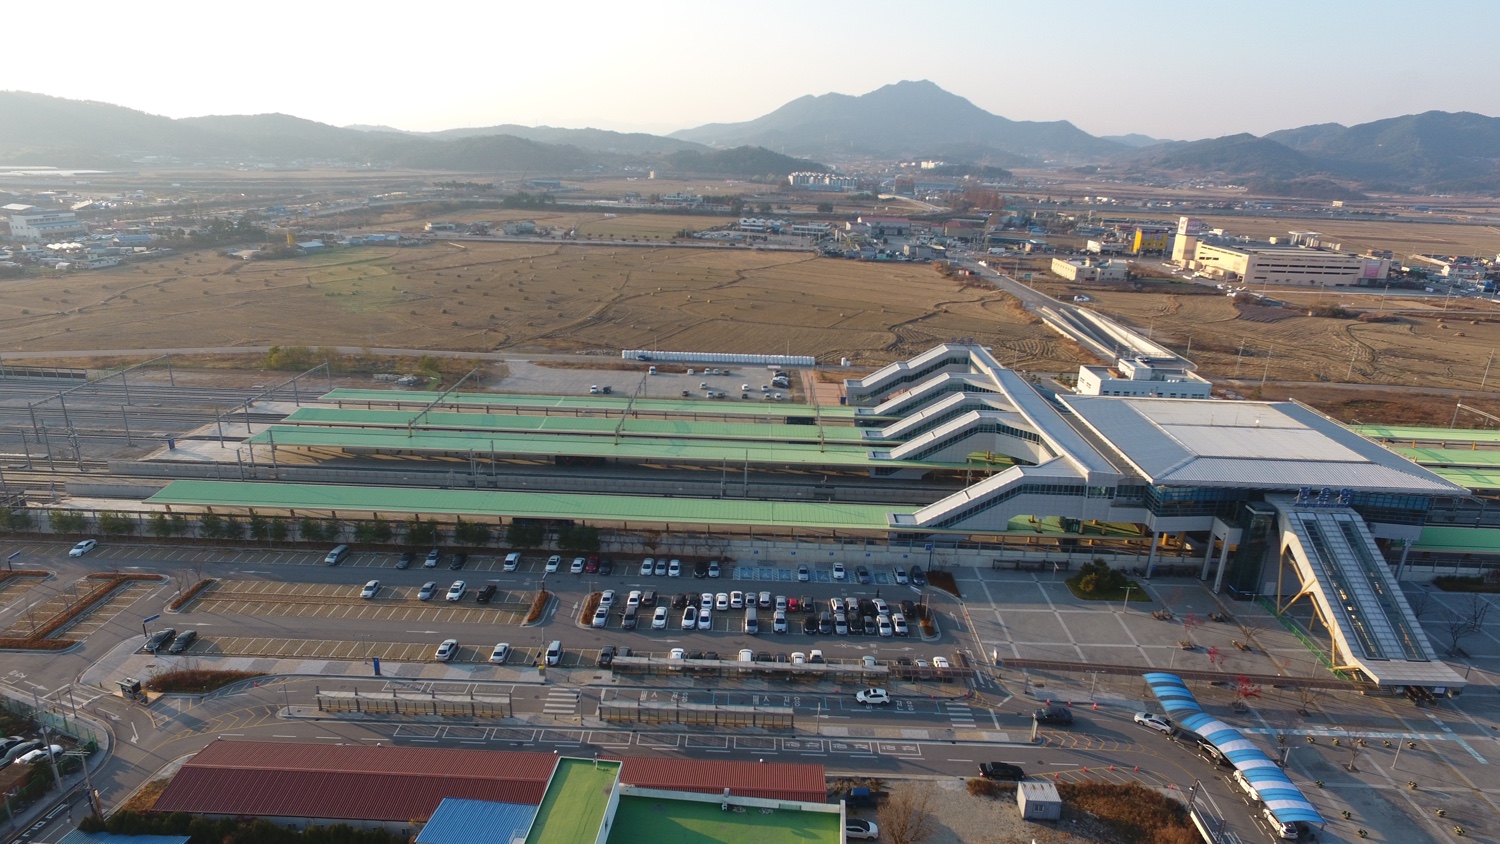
(743, 606), (759, 635)
(1233, 769), (1262, 802)
(324, 544), (349, 566)
(545, 640), (562, 666)
(503, 552), (522, 572)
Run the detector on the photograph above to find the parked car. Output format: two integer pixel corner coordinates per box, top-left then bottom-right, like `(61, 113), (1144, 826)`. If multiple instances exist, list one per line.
(932, 656), (951, 670)
(652, 607), (670, 629)
(434, 639), (459, 662)
(418, 582), (437, 601)
(621, 607), (639, 629)
(700, 592), (714, 610)
(892, 613), (909, 636)
(324, 544), (349, 566)
(877, 616), (893, 637)
(697, 608), (712, 630)
(0, 741), (40, 766)
(797, 564), (810, 581)
(716, 592), (731, 611)
(626, 590), (643, 608)
(802, 615), (819, 634)
(730, 590), (744, 609)
(1033, 705), (1073, 725)
(397, 551), (414, 569)
(489, 642), (511, 664)
(773, 610), (788, 634)
(855, 566), (872, 584)
(476, 584), (497, 604)
(894, 566), (908, 584)
(591, 605), (609, 628)
(598, 557), (614, 576)
(69, 539), (98, 557)
(681, 607), (698, 630)
(12, 745), (62, 766)
(570, 557), (585, 574)
(653, 559), (668, 576)
(359, 580), (381, 599)
(448, 552), (468, 570)
(1134, 712), (1175, 735)
(584, 556), (600, 574)
(445, 580), (467, 602)
(708, 560), (721, 578)
(166, 629), (198, 654)
(597, 645), (617, 668)
(844, 818), (879, 840)
(640, 590), (657, 607)
(640, 558), (655, 576)
(503, 552), (521, 571)
(910, 565), (926, 586)
(544, 640), (561, 667)
(143, 628), (177, 653)
(693, 560), (709, 578)
(546, 555), (561, 573)
(671, 593), (688, 609)
(832, 562), (847, 581)
(855, 688), (890, 705)
(758, 591), (772, 608)
(1232, 769), (1262, 802)
(599, 590), (615, 608)
(977, 762), (1025, 781)
(425, 548), (442, 568)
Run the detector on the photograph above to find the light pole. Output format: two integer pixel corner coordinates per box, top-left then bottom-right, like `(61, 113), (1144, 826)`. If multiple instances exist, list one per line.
(1122, 585), (1134, 613)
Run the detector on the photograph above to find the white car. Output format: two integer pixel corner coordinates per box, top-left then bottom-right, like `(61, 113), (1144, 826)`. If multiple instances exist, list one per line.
(68, 539), (97, 557)
(697, 608), (712, 630)
(715, 592), (730, 611)
(668, 559), (682, 577)
(775, 595), (788, 612)
(445, 581), (467, 602)
(418, 581), (437, 601)
(546, 555), (561, 573)
(1232, 769), (1262, 802)
(359, 580), (380, 599)
(872, 597), (889, 616)
(877, 616), (893, 637)
(855, 688), (891, 705)
(844, 818), (880, 840)
(832, 562), (847, 581)
(669, 647), (686, 661)
(434, 639), (459, 662)
(599, 590), (616, 609)
(892, 613), (909, 636)
(626, 590), (643, 608)
(13, 744), (62, 766)
(653, 559), (668, 576)
(570, 557), (586, 574)
(797, 564), (810, 582)
(932, 656), (951, 669)
(591, 606), (609, 628)
(894, 566), (908, 584)
(489, 642), (511, 664)
(700, 592), (714, 610)
(640, 558), (655, 576)
(681, 607), (698, 630)
(652, 606), (670, 629)
(1134, 712), (1175, 735)
(773, 610), (788, 634)
(729, 590), (744, 609)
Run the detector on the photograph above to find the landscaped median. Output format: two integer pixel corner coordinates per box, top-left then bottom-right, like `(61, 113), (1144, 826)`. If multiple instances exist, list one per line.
(0, 572), (165, 650)
(1064, 559), (1150, 605)
(576, 591), (602, 628)
(167, 578), (215, 612)
(145, 667), (265, 695)
(521, 589), (553, 627)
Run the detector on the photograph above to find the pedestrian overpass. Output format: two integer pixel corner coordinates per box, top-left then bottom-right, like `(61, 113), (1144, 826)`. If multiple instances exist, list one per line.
(1270, 495), (1462, 689)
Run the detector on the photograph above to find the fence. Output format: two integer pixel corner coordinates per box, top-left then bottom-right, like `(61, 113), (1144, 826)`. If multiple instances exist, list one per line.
(598, 701), (794, 728)
(314, 690), (511, 718)
(0, 691), (102, 749)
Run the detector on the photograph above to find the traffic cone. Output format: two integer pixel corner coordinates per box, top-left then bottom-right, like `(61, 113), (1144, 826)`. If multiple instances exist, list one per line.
(1092, 702), (1098, 711)
(1109, 765), (1114, 771)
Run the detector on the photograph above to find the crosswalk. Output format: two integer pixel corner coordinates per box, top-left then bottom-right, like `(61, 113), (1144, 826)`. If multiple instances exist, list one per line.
(543, 688), (579, 716)
(943, 700), (977, 730)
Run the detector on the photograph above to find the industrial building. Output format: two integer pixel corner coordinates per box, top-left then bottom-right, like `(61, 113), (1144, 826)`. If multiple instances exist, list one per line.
(1172, 216), (1389, 288)
(4, 204), (87, 242)
(1050, 257), (1128, 282)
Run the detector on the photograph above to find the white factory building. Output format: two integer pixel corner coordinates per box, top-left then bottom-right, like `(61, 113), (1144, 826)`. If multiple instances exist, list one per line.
(5, 204), (87, 242)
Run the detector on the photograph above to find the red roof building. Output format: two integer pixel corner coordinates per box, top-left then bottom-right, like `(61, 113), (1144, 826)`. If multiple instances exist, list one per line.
(152, 741), (824, 825)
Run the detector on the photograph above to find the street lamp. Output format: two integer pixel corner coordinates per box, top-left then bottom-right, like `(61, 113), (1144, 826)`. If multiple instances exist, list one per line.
(1122, 585), (1135, 613)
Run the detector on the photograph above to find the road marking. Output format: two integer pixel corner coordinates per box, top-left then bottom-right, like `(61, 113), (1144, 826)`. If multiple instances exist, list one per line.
(947, 758), (973, 762)
(130, 722), (139, 744)
(272, 734), (297, 738)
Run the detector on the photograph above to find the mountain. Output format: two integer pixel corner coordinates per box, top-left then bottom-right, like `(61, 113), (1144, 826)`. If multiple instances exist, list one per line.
(1100, 133), (1170, 148)
(1125, 134), (1320, 181)
(1266, 111), (1500, 188)
(346, 122), (705, 155)
(0, 91), (819, 178)
(671, 80), (1122, 161)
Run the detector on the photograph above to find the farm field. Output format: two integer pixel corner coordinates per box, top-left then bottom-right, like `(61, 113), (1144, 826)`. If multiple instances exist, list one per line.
(0, 242), (1085, 368)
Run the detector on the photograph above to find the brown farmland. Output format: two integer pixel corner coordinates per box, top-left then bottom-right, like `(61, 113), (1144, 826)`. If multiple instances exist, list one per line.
(0, 243), (1086, 369)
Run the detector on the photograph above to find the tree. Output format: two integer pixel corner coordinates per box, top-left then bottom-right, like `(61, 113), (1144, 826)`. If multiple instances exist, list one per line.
(353, 519), (393, 544)
(453, 518), (491, 547)
(49, 509), (87, 534)
(1439, 595), (1491, 657)
(816, 202), (834, 213)
(149, 513), (184, 538)
(267, 518), (289, 542)
(406, 517), (439, 547)
(98, 512), (137, 537)
(877, 782), (936, 844)
(506, 521), (544, 549)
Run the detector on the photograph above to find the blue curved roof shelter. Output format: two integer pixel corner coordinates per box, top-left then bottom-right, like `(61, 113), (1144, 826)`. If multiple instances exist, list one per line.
(1143, 672), (1325, 828)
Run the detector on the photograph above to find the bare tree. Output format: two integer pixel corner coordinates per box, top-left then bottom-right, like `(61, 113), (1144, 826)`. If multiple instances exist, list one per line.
(878, 782), (937, 844)
(1405, 589), (1431, 620)
(1439, 595), (1492, 657)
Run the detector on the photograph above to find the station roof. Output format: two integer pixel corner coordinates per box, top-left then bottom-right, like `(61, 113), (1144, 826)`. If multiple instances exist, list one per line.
(524, 758), (619, 844)
(1389, 447), (1500, 468)
(280, 407), (869, 444)
(1064, 398), (1464, 494)
(1428, 466), (1500, 492)
(605, 794), (841, 844)
(147, 481), (911, 531)
(418, 799), (538, 844)
(249, 425), (937, 469)
(1413, 525), (1500, 554)
(323, 388), (860, 419)
(1356, 425), (1500, 444)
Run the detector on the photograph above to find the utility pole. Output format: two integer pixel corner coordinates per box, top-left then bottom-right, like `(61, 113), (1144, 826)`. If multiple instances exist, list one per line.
(1483, 350), (1496, 392)
(1260, 345), (1273, 387)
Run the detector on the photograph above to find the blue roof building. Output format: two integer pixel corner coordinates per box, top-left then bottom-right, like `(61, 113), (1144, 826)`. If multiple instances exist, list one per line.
(417, 798), (538, 844)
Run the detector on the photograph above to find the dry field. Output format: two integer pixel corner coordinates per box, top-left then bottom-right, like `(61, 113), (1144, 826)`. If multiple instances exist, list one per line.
(1191, 214), (1500, 257)
(0, 243), (1086, 368)
(1035, 277), (1500, 390)
(573, 214), (738, 239)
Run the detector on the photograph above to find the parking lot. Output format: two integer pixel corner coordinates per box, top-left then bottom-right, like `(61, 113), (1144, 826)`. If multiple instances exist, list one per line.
(0, 575), (162, 641)
(0, 572), (48, 611)
(190, 579), (530, 626)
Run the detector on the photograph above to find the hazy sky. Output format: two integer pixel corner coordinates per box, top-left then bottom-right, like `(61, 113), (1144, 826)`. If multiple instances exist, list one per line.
(7, 0), (1493, 141)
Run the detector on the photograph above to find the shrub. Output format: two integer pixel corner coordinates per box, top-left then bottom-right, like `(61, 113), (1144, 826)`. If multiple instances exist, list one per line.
(453, 518), (492, 546)
(98, 511), (137, 536)
(0, 510), (32, 532)
(507, 520), (545, 548)
(353, 519), (393, 544)
(149, 513), (185, 538)
(48, 509), (87, 534)
(406, 517), (439, 547)
(966, 777), (1008, 798)
(169, 579), (214, 611)
(146, 668), (264, 695)
(1057, 782), (1198, 844)
(1434, 575), (1500, 593)
(525, 590), (550, 624)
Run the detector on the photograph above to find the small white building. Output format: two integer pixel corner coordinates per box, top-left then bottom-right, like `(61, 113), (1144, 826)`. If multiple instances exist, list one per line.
(1017, 781), (1061, 821)
(1051, 257), (1128, 282)
(1076, 358), (1212, 399)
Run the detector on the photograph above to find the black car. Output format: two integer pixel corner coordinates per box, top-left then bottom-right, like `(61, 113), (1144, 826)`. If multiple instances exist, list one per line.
(910, 566), (926, 586)
(143, 628), (177, 653)
(703, 651), (719, 661)
(756, 651), (771, 662)
(449, 552), (468, 570)
(800, 596), (814, 615)
(1033, 705), (1073, 725)
(599, 558), (614, 576)
(597, 646), (616, 668)
(978, 762), (1025, 781)
(672, 593), (689, 609)
(641, 590), (658, 607)
(396, 551), (414, 570)
(693, 560), (709, 578)
(818, 612), (833, 634)
(774, 652), (789, 663)
(802, 615), (819, 634)
(166, 629), (198, 654)
(901, 599), (917, 618)
(621, 607), (638, 629)
(475, 584), (497, 604)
